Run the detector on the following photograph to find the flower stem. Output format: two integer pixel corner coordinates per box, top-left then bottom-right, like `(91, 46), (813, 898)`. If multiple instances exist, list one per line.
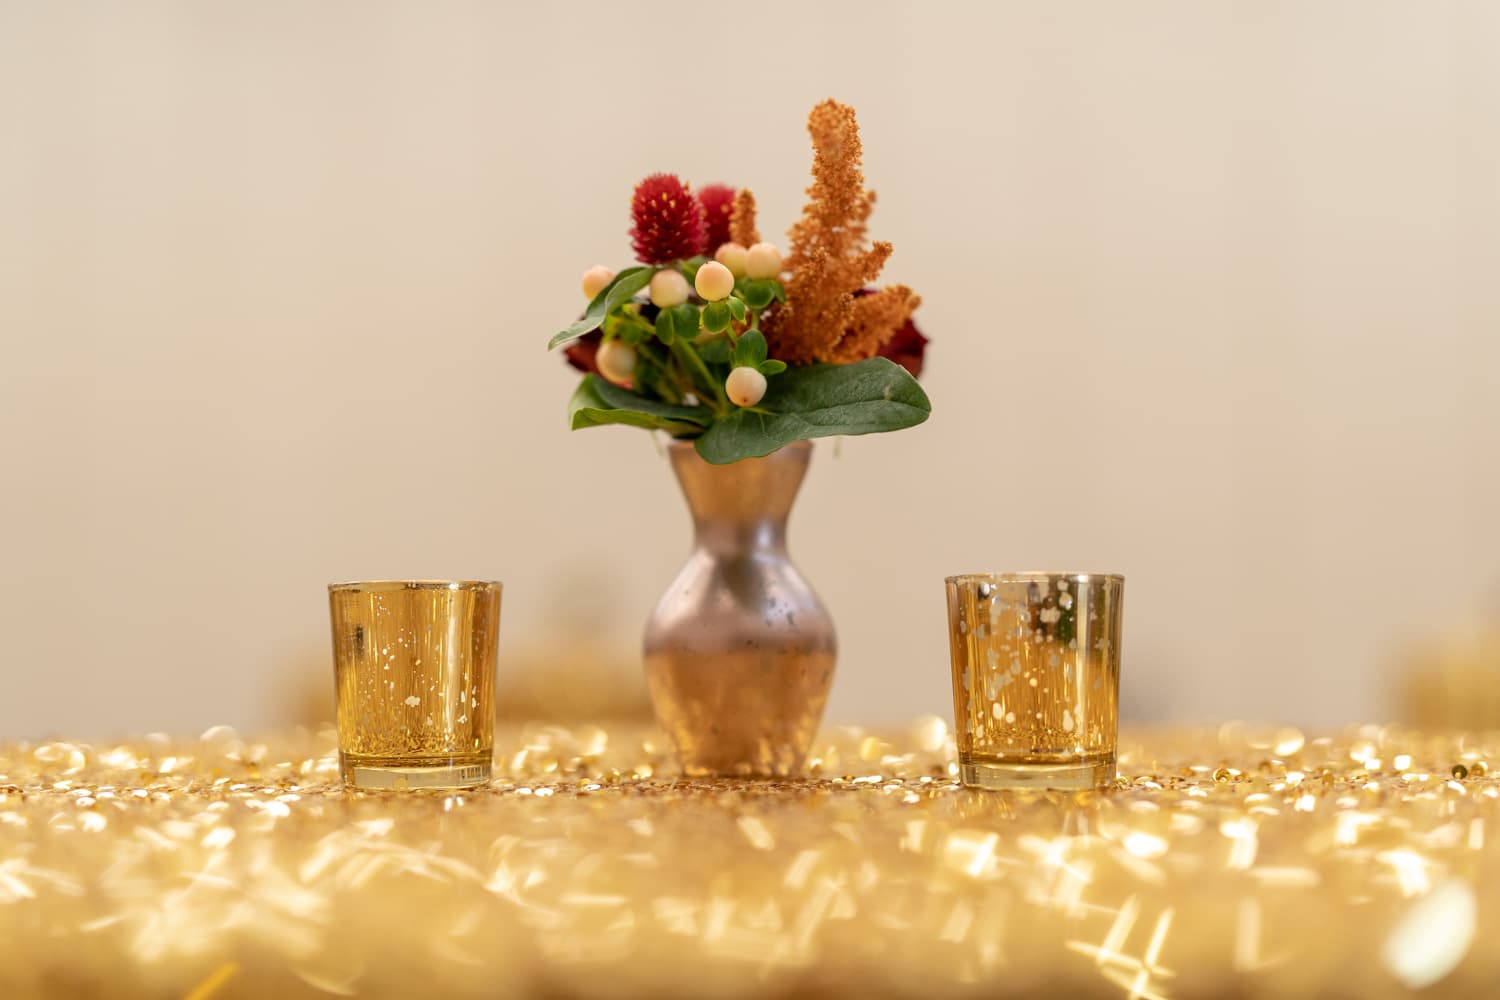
(672, 339), (728, 415)
(634, 341), (681, 404)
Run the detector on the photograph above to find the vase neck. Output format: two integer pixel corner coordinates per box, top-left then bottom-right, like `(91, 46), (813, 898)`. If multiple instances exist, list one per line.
(670, 442), (811, 555)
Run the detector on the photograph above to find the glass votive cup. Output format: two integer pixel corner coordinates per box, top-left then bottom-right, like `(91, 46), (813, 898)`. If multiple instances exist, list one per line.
(328, 580), (501, 789)
(945, 572), (1124, 790)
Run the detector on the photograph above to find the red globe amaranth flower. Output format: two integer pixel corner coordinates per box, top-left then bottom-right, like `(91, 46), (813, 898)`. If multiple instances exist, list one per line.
(697, 184), (736, 257)
(630, 173), (706, 264)
(877, 315), (929, 379)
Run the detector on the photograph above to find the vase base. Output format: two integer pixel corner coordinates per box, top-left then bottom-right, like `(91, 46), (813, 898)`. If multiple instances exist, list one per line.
(959, 751), (1115, 791)
(340, 753), (491, 790)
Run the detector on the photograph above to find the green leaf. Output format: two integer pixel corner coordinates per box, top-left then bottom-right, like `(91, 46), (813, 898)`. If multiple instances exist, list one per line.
(698, 337), (731, 364)
(702, 300), (732, 334)
(667, 303), (700, 343)
(736, 278), (778, 310)
(568, 375), (709, 436)
(548, 267), (654, 350)
(653, 308), (676, 345)
(589, 374), (712, 424)
(757, 359), (787, 375)
(694, 358), (931, 464)
(732, 329), (768, 368)
(726, 297), (747, 323)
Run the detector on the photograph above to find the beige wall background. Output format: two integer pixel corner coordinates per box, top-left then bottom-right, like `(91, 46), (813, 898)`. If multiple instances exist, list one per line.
(2, 2), (1497, 740)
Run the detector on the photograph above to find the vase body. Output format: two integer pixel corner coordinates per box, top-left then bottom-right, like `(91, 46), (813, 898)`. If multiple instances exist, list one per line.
(644, 440), (836, 777)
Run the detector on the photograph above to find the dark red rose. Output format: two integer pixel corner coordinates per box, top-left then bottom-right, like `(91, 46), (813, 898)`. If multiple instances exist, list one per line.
(851, 288), (929, 378)
(630, 173), (706, 264)
(697, 184), (736, 257)
(564, 330), (602, 376)
(878, 314), (929, 378)
(563, 304), (657, 377)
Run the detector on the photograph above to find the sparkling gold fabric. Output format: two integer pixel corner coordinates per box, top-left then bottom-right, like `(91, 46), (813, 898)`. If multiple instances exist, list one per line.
(2, 720), (1498, 998)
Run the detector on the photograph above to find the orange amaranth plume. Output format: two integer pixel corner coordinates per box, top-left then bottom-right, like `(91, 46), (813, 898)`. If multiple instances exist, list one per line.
(764, 100), (918, 366)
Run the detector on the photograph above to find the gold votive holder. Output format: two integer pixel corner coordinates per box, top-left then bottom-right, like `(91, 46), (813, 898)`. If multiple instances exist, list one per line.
(328, 580), (501, 789)
(946, 572), (1124, 790)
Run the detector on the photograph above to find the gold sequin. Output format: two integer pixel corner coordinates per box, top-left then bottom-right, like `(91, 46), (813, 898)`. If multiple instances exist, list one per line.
(0, 722), (1496, 997)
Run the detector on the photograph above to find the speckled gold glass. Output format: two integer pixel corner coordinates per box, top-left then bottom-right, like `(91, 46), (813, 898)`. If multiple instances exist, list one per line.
(329, 580), (500, 789)
(946, 572), (1123, 790)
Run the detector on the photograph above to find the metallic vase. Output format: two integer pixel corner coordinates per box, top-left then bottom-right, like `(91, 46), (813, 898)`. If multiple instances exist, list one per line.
(644, 440), (837, 777)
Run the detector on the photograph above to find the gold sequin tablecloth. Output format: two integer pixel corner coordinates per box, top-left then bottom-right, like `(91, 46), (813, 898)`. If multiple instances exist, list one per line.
(3, 721), (1498, 999)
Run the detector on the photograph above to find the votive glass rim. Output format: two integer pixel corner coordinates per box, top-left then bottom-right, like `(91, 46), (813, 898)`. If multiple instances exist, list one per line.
(328, 580), (501, 594)
(946, 571), (1124, 586)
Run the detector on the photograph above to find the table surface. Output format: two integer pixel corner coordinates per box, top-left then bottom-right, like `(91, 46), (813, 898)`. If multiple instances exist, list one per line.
(1, 719), (1497, 999)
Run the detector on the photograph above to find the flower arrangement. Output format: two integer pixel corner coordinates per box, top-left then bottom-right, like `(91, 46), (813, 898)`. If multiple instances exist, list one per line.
(548, 100), (931, 465)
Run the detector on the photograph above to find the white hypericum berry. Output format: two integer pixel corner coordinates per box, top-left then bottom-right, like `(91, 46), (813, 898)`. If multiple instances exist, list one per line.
(649, 269), (690, 308)
(581, 265), (614, 300)
(596, 340), (637, 385)
(725, 366), (767, 407)
(714, 241), (748, 277)
(745, 242), (782, 280)
(694, 260), (735, 302)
